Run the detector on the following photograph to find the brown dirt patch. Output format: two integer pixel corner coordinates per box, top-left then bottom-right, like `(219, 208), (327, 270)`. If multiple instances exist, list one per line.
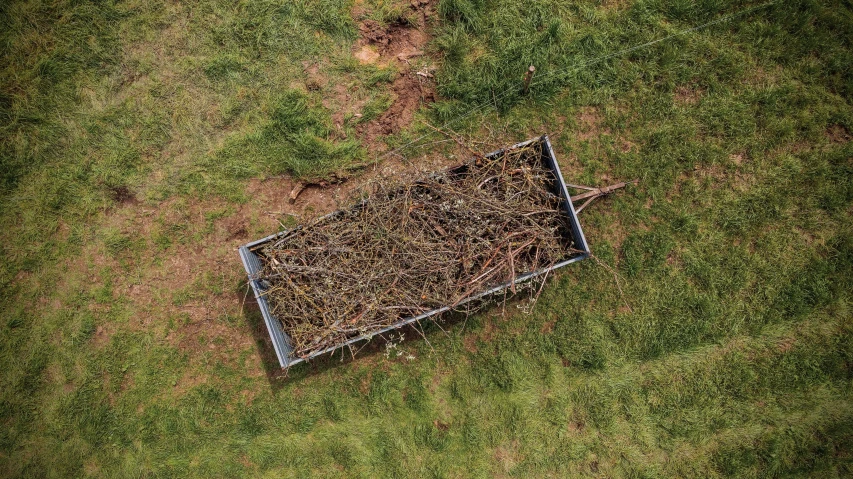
(745, 66), (783, 88)
(540, 316), (556, 334)
(589, 460), (600, 473)
(92, 323), (115, 348)
(354, 45), (380, 65)
(249, 147), (461, 219)
(246, 176), (350, 221)
(666, 251), (678, 267)
(682, 161), (755, 194)
(239, 388), (257, 405)
(358, 16), (429, 64)
(567, 417), (586, 433)
(304, 62), (327, 91)
(359, 19), (391, 50)
(729, 153), (746, 165)
(108, 185), (140, 206)
(324, 82), (359, 131)
(352, 0), (436, 149)
(463, 334), (478, 353)
(358, 72), (435, 140)
(479, 317), (498, 343)
(493, 439), (523, 474)
(223, 215), (248, 241)
(826, 124), (851, 144)
(619, 138), (635, 153)
(51, 196), (266, 370)
(675, 85), (703, 105)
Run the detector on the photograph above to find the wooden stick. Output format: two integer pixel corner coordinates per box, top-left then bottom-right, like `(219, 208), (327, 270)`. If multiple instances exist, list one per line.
(523, 65), (536, 94)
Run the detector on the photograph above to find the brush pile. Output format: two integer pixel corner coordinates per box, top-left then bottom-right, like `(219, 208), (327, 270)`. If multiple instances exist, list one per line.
(257, 143), (574, 358)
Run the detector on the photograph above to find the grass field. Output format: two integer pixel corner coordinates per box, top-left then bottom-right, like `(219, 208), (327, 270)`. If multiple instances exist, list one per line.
(2, 0), (852, 476)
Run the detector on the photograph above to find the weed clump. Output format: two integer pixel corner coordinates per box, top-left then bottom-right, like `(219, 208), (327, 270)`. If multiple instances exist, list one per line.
(255, 143), (577, 358)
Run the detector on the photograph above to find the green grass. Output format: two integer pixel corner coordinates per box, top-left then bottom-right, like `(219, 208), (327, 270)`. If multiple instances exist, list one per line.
(2, 0), (853, 477)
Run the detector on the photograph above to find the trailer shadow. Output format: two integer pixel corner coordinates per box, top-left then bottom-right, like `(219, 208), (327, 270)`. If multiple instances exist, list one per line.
(240, 277), (526, 394)
(241, 291), (409, 393)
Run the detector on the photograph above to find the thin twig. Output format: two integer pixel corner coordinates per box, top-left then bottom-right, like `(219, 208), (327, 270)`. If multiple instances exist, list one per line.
(240, 281), (251, 317)
(582, 250), (633, 314)
(422, 121), (483, 159)
(257, 144), (573, 357)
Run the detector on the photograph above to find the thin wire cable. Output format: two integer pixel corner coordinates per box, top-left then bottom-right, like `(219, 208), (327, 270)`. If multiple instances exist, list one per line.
(528, 0), (778, 90)
(375, 0), (778, 162)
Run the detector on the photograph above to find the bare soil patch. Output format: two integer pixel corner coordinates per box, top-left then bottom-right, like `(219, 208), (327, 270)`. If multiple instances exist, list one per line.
(826, 124), (851, 144)
(675, 85), (703, 105)
(358, 72), (435, 140)
(353, 0), (437, 148)
(303, 62), (327, 91)
(224, 216), (248, 240)
(108, 185), (140, 206)
(358, 16), (429, 63)
(619, 138), (635, 153)
(353, 45), (380, 65)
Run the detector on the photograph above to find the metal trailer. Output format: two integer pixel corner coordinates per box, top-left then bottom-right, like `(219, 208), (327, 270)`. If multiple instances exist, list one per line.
(238, 135), (590, 368)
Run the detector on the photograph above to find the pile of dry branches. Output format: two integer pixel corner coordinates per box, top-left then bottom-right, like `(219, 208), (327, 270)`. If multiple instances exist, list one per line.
(257, 143), (574, 358)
